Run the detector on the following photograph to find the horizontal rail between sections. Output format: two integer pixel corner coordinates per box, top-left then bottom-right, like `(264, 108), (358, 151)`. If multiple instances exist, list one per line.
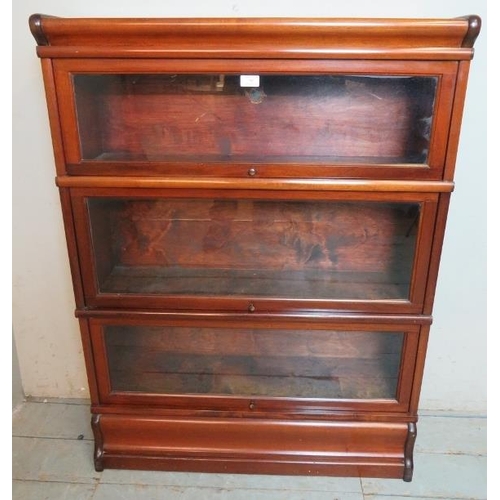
(56, 176), (455, 193)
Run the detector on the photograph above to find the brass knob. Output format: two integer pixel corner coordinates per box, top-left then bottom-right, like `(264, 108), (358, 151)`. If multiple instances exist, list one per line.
(249, 401), (256, 410)
(248, 303), (256, 312)
(248, 167), (257, 177)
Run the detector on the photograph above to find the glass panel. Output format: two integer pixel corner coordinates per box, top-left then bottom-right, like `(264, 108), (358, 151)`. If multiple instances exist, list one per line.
(104, 325), (404, 399)
(73, 74), (437, 164)
(88, 198), (420, 301)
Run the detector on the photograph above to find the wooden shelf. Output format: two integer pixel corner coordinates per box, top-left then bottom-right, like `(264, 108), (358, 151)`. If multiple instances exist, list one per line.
(100, 265), (410, 300)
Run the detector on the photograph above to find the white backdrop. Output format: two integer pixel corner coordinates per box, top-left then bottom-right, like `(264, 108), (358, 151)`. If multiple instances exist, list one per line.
(12, 0), (487, 413)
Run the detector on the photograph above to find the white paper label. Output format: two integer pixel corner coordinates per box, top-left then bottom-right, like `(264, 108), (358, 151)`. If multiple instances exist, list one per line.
(240, 75), (260, 87)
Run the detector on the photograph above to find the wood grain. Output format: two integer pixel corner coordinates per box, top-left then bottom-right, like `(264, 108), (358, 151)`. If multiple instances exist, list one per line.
(73, 74), (435, 163)
(87, 198), (418, 301)
(30, 14), (478, 60)
(104, 325), (402, 399)
(58, 176), (455, 191)
(93, 413), (409, 477)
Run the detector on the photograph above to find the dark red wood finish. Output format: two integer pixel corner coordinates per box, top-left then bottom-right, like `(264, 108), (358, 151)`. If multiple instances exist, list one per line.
(30, 14), (480, 481)
(52, 58), (458, 180)
(69, 187), (440, 314)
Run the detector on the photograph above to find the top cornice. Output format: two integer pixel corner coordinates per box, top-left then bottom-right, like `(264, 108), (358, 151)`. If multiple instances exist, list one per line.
(29, 14), (481, 60)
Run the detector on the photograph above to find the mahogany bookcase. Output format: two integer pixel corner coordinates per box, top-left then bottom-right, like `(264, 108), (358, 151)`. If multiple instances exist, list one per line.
(30, 14), (480, 481)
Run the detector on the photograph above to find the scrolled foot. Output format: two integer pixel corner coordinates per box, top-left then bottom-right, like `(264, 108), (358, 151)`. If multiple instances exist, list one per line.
(403, 422), (417, 482)
(91, 414), (104, 472)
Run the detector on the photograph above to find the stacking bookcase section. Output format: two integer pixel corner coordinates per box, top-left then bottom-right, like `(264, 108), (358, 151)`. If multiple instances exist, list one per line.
(70, 189), (439, 313)
(51, 60), (458, 179)
(88, 315), (422, 409)
(30, 14), (480, 481)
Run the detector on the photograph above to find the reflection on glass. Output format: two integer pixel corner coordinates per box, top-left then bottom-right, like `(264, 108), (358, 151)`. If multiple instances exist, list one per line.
(88, 198), (420, 301)
(104, 325), (404, 399)
(74, 74), (437, 164)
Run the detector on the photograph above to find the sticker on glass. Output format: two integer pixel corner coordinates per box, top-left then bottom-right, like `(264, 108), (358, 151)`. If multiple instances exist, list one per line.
(240, 75), (260, 87)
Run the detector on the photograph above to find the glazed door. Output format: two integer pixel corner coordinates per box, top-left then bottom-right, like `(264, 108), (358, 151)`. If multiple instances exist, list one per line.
(71, 188), (438, 313)
(53, 59), (457, 179)
(89, 316), (422, 413)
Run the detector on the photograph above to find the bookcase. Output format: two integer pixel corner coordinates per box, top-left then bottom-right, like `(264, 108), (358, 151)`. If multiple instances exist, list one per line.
(30, 14), (480, 481)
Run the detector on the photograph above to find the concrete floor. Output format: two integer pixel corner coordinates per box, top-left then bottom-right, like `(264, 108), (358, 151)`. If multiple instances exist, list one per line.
(12, 399), (486, 499)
